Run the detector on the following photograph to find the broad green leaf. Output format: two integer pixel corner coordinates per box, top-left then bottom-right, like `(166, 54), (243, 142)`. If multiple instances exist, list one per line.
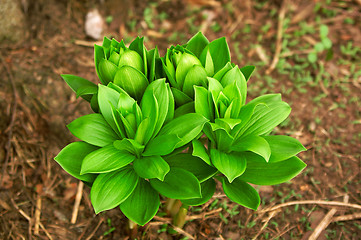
(94, 44), (106, 84)
(203, 48), (215, 76)
(141, 92), (158, 144)
(171, 87), (193, 107)
(213, 62), (233, 81)
(90, 94), (99, 112)
(209, 124), (234, 152)
(150, 168), (201, 199)
(91, 167), (138, 213)
(113, 66), (149, 101)
(210, 149), (247, 183)
(75, 85), (97, 99)
(119, 113), (136, 139)
(67, 114), (119, 147)
(165, 84), (175, 123)
(165, 153), (217, 182)
(117, 90), (136, 116)
(144, 79), (169, 136)
(183, 65), (208, 97)
(241, 101), (291, 137)
(54, 142), (98, 182)
(240, 65), (255, 82)
(262, 135), (306, 162)
(192, 139), (211, 165)
(222, 177), (260, 210)
(174, 102), (194, 118)
(81, 145), (135, 174)
(186, 32), (209, 58)
(231, 135), (271, 162)
(98, 85), (122, 137)
(238, 154), (307, 185)
(134, 118), (150, 145)
(194, 86), (212, 120)
(133, 156), (170, 181)
(220, 66), (247, 105)
(113, 138), (145, 157)
(182, 178), (216, 206)
(158, 113), (208, 148)
(175, 53), (202, 90)
(203, 37), (230, 73)
(120, 179), (160, 226)
(61, 74), (97, 102)
(98, 59), (118, 85)
(143, 134), (182, 156)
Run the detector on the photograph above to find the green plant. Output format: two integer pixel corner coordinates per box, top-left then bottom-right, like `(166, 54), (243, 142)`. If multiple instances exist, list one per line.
(54, 32), (306, 231)
(308, 24), (333, 63)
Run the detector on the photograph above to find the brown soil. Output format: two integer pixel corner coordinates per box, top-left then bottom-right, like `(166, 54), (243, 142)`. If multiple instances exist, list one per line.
(1, 0), (360, 239)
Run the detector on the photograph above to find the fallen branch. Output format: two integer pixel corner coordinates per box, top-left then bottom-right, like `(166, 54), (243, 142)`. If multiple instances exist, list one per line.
(71, 181), (84, 224)
(259, 200), (361, 213)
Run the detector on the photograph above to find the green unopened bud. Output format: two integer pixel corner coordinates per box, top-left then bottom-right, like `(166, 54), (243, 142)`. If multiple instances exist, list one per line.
(183, 65), (207, 98)
(118, 49), (144, 74)
(175, 53), (202, 89)
(98, 59), (118, 85)
(114, 66), (148, 101)
(108, 51), (120, 65)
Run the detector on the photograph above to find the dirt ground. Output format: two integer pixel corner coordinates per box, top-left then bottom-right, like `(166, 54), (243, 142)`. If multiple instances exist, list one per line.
(0, 0), (361, 239)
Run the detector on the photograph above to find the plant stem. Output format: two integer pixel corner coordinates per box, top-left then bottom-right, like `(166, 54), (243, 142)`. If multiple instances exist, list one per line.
(128, 219), (138, 239)
(173, 204), (189, 228)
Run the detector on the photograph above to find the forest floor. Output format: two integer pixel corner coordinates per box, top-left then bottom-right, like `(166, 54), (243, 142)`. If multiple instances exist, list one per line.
(0, 0), (361, 239)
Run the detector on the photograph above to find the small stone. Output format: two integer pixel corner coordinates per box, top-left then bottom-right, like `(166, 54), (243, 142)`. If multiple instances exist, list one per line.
(0, 0), (27, 43)
(85, 9), (104, 40)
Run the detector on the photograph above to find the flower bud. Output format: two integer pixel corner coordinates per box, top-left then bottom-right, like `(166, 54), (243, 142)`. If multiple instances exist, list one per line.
(118, 49), (144, 74)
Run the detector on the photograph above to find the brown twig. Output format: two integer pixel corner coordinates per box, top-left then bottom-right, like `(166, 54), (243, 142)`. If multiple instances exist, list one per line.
(34, 195), (42, 235)
(266, 0), (287, 74)
(186, 208), (222, 220)
(309, 208), (338, 240)
(71, 181), (84, 224)
(11, 198), (53, 240)
(259, 200), (361, 213)
(332, 212), (361, 222)
(84, 217), (104, 240)
(0, 55), (18, 186)
(252, 210), (279, 240)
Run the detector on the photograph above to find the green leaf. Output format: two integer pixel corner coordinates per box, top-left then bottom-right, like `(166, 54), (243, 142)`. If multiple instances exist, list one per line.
(241, 101), (291, 137)
(186, 32), (209, 58)
(231, 135), (271, 162)
(213, 62), (233, 81)
(91, 167), (138, 213)
(61, 74), (97, 102)
(262, 135), (306, 162)
(220, 66), (247, 105)
(192, 140), (211, 165)
(113, 138), (145, 157)
(171, 87), (193, 107)
(222, 177), (260, 210)
(133, 156), (170, 181)
(158, 113), (208, 148)
(143, 134), (182, 156)
(194, 86), (212, 120)
(54, 142), (98, 182)
(320, 24), (329, 37)
(120, 179), (160, 226)
(76, 85), (98, 98)
(308, 52), (317, 63)
(94, 44), (106, 84)
(129, 37), (147, 76)
(134, 118), (150, 145)
(202, 48), (214, 76)
(174, 102), (194, 118)
(98, 85), (122, 137)
(165, 153), (217, 183)
(240, 65), (255, 82)
(183, 65), (208, 97)
(67, 114), (119, 147)
(321, 37), (332, 49)
(143, 79), (170, 136)
(210, 149), (247, 183)
(81, 145), (135, 174)
(182, 178), (216, 206)
(202, 37), (230, 73)
(210, 124), (234, 152)
(146, 47), (158, 82)
(238, 154), (307, 185)
(140, 92), (159, 144)
(98, 59), (118, 85)
(150, 168), (201, 199)
(113, 66), (149, 101)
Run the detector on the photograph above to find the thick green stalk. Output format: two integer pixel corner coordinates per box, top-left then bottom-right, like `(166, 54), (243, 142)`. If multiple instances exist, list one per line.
(173, 204), (188, 228)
